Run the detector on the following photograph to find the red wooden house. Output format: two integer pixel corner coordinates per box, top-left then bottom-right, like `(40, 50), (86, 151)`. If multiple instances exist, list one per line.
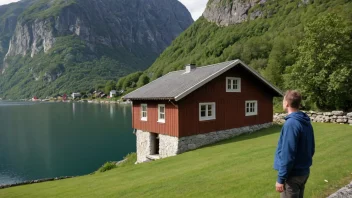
(123, 59), (282, 163)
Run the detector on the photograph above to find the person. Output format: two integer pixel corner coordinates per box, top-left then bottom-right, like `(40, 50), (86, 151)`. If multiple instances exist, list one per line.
(274, 90), (315, 198)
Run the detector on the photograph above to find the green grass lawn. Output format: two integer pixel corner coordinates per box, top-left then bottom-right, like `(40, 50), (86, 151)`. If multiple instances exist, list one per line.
(1, 123), (352, 198)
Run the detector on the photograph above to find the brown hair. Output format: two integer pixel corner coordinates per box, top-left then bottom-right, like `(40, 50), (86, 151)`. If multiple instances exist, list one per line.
(284, 90), (302, 109)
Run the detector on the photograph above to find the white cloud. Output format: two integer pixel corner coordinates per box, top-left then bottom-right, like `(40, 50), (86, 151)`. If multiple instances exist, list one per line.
(0, 0), (20, 6)
(179, 0), (208, 20)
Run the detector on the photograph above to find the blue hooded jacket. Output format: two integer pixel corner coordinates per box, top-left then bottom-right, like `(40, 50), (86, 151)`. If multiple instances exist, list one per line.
(274, 111), (315, 184)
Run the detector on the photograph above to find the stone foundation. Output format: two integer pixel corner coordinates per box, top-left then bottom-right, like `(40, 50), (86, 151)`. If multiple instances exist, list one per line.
(136, 123), (273, 163)
(136, 130), (155, 163)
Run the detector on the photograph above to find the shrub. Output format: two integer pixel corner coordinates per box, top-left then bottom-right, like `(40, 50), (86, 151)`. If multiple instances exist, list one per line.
(98, 162), (116, 173)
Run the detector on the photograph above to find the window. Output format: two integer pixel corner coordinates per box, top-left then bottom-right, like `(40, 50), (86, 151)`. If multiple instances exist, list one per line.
(141, 104), (147, 121)
(158, 104), (165, 123)
(245, 101), (258, 116)
(199, 103), (216, 121)
(226, 77), (241, 92)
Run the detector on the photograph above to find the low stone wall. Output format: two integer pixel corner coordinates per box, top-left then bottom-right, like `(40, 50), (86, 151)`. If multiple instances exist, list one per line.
(136, 123), (273, 163)
(328, 181), (352, 198)
(274, 111), (352, 125)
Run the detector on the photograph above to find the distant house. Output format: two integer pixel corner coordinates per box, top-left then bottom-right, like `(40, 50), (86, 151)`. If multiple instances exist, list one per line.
(71, 93), (81, 99)
(123, 59), (283, 163)
(32, 96), (39, 101)
(110, 90), (117, 98)
(93, 91), (103, 98)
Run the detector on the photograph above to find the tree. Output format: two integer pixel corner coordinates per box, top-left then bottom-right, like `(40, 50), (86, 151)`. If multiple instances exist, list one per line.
(285, 14), (352, 110)
(104, 80), (116, 94)
(136, 74), (150, 88)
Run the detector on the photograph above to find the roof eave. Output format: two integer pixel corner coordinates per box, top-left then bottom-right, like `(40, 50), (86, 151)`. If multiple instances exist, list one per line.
(122, 97), (175, 101)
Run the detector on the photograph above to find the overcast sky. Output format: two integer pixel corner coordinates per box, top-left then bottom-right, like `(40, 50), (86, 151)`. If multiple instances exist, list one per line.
(0, 0), (207, 20)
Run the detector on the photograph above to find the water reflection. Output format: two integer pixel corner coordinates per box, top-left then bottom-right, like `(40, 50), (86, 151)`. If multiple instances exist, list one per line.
(0, 102), (135, 185)
(72, 103), (76, 116)
(110, 105), (114, 119)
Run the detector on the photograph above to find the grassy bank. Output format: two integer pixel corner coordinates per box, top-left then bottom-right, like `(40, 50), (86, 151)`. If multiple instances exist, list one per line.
(1, 123), (351, 197)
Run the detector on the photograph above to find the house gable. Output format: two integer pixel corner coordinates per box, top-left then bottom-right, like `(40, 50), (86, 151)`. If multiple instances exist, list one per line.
(123, 60), (282, 101)
(178, 65), (275, 137)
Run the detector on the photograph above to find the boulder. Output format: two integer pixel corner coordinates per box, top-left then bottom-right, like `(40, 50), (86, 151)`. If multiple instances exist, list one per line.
(347, 112), (352, 117)
(323, 112), (333, 116)
(332, 111), (344, 116)
(336, 119), (347, 123)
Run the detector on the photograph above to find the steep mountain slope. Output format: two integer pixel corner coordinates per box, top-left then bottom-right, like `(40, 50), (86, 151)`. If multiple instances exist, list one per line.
(0, 0), (193, 99)
(0, 0), (33, 72)
(122, 0), (351, 100)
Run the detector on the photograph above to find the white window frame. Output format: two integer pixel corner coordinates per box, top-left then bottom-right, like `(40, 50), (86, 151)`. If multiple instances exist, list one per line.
(245, 100), (258, 116)
(141, 104), (148, 121)
(199, 102), (216, 121)
(226, 77), (241, 92)
(158, 104), (166, 123)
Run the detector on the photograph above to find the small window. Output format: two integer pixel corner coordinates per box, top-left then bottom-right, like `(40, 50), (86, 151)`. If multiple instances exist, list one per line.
(141, 104), (147, 121)
(245, 101), (258, 116)
(158, 104), (165, 123)
(226, 77), (241, 92)
(199, 103), (216, 121)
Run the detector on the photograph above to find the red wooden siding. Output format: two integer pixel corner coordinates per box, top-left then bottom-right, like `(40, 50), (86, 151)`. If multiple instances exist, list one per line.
(132, 101), (179, 137)
(178, 66), (274, 137)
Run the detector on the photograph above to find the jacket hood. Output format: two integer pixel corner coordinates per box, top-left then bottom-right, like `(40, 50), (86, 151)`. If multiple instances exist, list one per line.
(285, 111), (311, 125)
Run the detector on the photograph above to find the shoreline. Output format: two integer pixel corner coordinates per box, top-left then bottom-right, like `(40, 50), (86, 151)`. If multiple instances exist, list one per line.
(0, 99), (132, 105)
(0, 176), (76, 190)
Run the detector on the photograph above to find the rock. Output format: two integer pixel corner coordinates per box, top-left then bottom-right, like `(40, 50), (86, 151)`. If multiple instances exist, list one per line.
(327, 181), (352, 198)
(323, 112), (333, 116)
(348, 120), (352, 124)
(332, 111), (344, 116)
(187, 144), (197, 150)
(336, 119), (347, 123)
(347, 112), (352, 117)
(203, 0), (264, 26)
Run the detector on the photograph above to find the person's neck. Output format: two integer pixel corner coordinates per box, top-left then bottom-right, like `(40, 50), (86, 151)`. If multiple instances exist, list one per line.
(287, 108), (299, 115)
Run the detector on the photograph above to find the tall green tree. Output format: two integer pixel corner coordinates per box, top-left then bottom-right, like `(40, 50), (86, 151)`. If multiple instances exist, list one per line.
(136, 74), (150, 88)
(104, 80), (116, 94)
(285, 14), (352, 110)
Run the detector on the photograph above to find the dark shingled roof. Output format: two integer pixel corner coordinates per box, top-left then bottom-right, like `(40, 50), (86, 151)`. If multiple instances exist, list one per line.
(123, 60), (283, 101)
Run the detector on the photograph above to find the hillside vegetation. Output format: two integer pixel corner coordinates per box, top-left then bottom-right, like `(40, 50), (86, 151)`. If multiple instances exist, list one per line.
(0, 0), (193, 99)
(0, 123), (351, 197)
(120, 0), (352, 110)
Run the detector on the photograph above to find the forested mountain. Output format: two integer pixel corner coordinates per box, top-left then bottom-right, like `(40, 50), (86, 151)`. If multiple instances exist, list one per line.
(0, 0), (193, 99)
(120, 0), (352, 110)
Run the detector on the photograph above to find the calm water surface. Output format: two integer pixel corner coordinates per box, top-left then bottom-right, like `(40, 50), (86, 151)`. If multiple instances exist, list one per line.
(0, 101), (135, 185)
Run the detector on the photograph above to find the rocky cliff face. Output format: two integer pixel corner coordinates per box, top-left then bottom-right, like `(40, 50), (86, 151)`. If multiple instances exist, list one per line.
(0, 0), (33, 73)
(203, 0), (310, 26)
(0, 0), (193, 98)
(203, 0), (265, 26)
(5, 0), (193, 61)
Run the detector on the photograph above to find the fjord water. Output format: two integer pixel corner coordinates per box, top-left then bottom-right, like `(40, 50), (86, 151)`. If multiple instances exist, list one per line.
(0, 101), (135, 185)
